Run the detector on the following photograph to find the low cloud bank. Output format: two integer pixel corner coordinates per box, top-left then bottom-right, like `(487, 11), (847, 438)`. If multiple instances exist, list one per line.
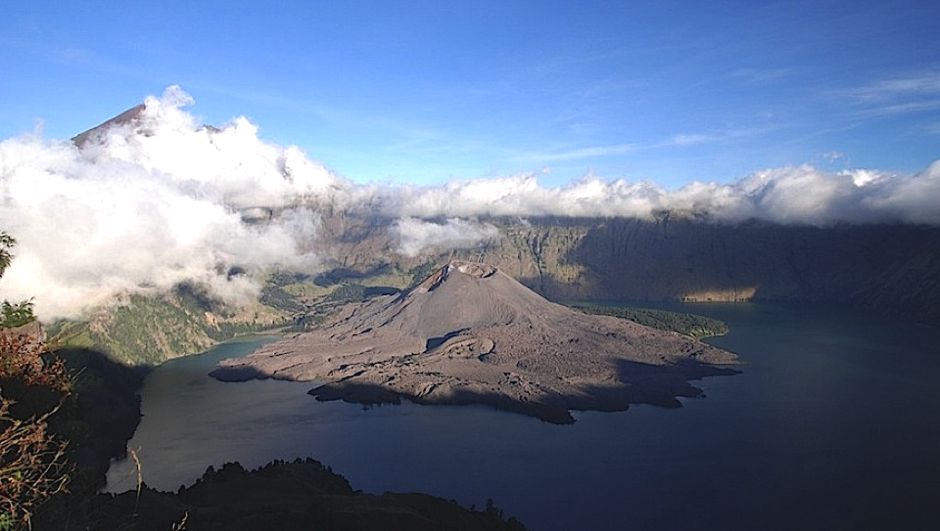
(1, 86), (938, 319)
(0, 87), (325, 319)
(393, 218), (499, 257)
(378, 164), (940, 225)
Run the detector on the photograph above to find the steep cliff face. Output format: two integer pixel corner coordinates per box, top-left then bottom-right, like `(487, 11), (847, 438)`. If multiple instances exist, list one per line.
(587, 220), (931, 305)
(483, 218), (940, 324)
(315, 215), (940, 326)
(465, 220), (591, 295)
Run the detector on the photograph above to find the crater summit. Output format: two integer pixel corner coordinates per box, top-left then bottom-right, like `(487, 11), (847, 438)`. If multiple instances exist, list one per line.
(212, 261), (738, 423)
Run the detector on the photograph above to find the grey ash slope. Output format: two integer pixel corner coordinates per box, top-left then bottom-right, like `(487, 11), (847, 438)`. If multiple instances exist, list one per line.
(212, 262), (738, 423)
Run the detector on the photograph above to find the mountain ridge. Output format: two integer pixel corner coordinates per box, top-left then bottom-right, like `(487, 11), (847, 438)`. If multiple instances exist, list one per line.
(312, 214), (940, 326)
(45, 105), (940, 368)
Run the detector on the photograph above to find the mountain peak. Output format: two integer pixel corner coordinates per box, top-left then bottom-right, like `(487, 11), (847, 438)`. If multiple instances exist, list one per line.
(213, 258), (737, 423)
(71, 104), (146, 148)
(418, 261), (498, 293)
(447, 260), (497, 278)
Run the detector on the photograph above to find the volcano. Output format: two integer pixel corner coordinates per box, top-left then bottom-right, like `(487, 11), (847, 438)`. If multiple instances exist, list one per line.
(212, 261), (738, 423)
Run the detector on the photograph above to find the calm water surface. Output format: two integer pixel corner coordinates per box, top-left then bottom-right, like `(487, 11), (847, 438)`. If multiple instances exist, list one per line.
(106, 303), (940, 530)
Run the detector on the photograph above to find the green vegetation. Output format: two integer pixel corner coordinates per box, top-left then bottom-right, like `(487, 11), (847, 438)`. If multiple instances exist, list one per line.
(98, 295), (213, 364)
(571, 303), (728, 339)
(0, 300), (35, 329)
(280, 281), (335, 299)
(52, 294), (214, 366)
(0, 234), (36, 329)
(280, 283), (400, 333)
(52, 290), (290, 366)
(260, 281), (307, 313)
(408, 260), (440, 288)
(260, 267), (411, 334)
(50, 263), (415, 366)
(0, 230), (72, 528)
(325, 283), (399, 303)
(0, 233), (14, 274)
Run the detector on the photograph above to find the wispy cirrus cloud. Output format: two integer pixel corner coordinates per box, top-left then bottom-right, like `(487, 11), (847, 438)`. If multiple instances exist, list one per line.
(924, 121), (940, 135)
(658, 126), (768, 148)
(853, 99), (940, 118)
(842, 72), (940, 102)
(512, 126), (769, 165)
(668, 133), (716, 146)
(512, 143), (636, 163)
(731, 67), (794, 84)
(820, 151), (847, 163)
(836, 71), (940, 120)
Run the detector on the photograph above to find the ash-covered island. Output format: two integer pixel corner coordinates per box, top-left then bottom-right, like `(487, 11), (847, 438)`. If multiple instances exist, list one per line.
(211, 261), (738, 423)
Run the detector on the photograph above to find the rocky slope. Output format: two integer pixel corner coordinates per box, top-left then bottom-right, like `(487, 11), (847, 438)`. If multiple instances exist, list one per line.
(212, 261), (737, 424)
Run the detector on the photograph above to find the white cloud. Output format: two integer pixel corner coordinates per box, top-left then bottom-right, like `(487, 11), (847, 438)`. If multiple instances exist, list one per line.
(662, 128), (764, 148)
(514, 143), (636, 162)
(820, 151), (846, 163)
(374, 164), (940, 225)
(2, 85), (940, 320)
(0, 87), (328, 320)
(862, 160), (940, 224)
(844, 72), (940, 102)
(841, 168), (886, 187)
(669, 133), (715, 146)
(839, 71), (940, 118)
(393, 218), (499, 257)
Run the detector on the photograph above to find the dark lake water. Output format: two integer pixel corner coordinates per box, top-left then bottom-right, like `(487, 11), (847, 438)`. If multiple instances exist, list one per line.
(106, 303), (940, 530)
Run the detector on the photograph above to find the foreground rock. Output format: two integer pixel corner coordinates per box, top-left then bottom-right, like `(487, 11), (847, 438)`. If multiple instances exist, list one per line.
(82, 459), (526, 531)
(213, 261), (738, 423)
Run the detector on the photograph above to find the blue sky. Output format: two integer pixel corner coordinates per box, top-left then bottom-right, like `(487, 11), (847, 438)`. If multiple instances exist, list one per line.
(1, 1), (938, 187)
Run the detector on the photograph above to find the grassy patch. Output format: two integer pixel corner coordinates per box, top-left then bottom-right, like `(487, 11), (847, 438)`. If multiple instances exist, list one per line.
(570, 303), (728, 339)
